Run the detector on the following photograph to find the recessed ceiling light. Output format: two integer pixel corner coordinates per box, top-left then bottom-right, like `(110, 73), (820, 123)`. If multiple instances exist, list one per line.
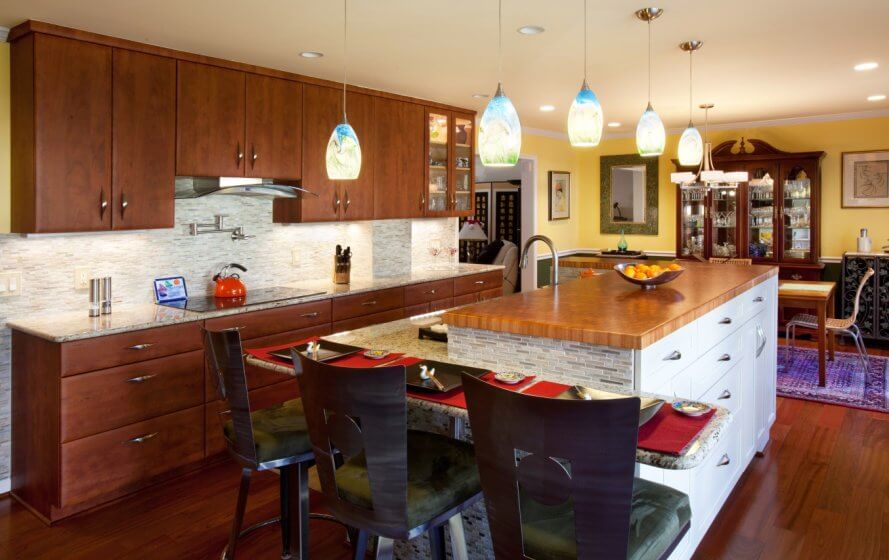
(867, 94), (887, 102)
(517, 25), (545, 35)
(607, 122), (622, 128)
(472, 93), (490, 99)
(300, 51), (324, 58)
(539, 105), (555, 112)
(854, 62), (879, 71)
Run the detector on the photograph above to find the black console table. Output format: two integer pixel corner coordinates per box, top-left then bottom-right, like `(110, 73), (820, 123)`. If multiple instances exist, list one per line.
(841, 253), (889, 341)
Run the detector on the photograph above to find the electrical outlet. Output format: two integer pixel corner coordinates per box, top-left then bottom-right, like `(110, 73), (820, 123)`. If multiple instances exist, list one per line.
(0, 271), (23, 297)
(74, 267), (91, 290)
(291, 246), (300, 266)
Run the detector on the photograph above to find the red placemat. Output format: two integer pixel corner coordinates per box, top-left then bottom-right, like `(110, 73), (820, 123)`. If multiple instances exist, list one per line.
(244, 337), (319, 367)
(521, 380), (571, 398)
(328, 352), (406, 369)
(408, 372), (537, 409)
(637, 406), (716, 455)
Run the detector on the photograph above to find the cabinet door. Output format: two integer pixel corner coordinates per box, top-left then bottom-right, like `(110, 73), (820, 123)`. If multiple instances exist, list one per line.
(112, 49), (176, 230)
(27, 34), (112, 232)
(245, 75), (302, 180)
(777, 159), (819, 263)
(744, 162), (779, 262)
(337, 91), (375, 221)
(425, 110), (451, 216)
(176, 61), (246, 177)
(452, 113), (475, 216)
(373, 98), (424, 219)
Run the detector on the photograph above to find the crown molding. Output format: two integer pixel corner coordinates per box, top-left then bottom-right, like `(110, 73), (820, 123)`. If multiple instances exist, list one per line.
(0, 27), (9, 42)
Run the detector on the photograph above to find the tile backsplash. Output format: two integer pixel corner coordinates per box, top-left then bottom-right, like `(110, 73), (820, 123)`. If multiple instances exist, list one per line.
(0, 196), (457, 482)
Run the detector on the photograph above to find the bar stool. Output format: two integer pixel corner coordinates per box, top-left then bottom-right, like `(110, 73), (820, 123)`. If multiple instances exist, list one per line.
(204, 328), (338, 560)
(293, 351), (483, 560)
(463, 374), (691, 560)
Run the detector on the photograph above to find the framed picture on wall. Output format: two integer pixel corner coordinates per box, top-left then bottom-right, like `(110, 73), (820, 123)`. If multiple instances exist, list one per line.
(548, 171), (571, 220)
(842, 150), (889, 208)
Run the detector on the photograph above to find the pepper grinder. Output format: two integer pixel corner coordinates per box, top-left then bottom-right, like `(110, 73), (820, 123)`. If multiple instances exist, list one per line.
(101, 276), (113, 315)
(89, 278), (102, 317)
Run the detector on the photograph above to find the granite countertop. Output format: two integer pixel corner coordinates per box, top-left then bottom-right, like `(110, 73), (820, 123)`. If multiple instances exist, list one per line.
(6, 264), (503, 343)
(245, 314), (731, 470)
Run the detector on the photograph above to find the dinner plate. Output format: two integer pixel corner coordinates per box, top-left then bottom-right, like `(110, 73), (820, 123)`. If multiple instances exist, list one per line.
(494, 371), (526, 385)
(671, 400), (712, 417)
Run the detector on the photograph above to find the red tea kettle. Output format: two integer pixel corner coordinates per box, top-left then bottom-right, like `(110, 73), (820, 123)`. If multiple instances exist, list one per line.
(213, 263), (247, 298)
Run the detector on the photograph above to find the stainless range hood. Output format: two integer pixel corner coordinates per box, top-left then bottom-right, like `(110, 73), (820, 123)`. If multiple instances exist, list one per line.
(174, 177), (318, 199)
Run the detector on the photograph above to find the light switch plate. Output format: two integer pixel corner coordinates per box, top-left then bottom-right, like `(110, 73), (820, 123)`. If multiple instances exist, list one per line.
(74, 266), (91, 290)
(0, 271), (23, 297)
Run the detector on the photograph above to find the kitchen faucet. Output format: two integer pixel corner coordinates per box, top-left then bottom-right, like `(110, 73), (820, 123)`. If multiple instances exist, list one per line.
(520, 235), (559, 286)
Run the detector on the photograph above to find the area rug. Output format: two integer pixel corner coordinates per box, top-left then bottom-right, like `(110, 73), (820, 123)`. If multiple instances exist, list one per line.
(777, 346), (889, 413)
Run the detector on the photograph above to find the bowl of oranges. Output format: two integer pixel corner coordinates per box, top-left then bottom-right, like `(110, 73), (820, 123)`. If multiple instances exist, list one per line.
(614, 262), (684, 289)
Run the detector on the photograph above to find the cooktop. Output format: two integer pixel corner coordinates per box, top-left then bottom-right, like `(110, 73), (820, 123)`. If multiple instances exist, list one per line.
(156, 286), (326, 313)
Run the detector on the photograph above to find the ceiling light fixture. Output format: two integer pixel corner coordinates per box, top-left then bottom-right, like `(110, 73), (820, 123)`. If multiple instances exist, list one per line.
(472, 93), (490, 99)
(867, 94), (887, 102)
(607, 122), (622, 128)
(539, 105), (555, 112)
(479, 0), (522, 167)
(671, 104), (748, 188)
(854, 62), (879, 71)
(677, 40), (704, 166)
(517, 25), (545, 35)
(300, 51), (324, 58)
(567, 0), (604, 147)
(325, 0), (361, 180)
(634, 7), (666, 157)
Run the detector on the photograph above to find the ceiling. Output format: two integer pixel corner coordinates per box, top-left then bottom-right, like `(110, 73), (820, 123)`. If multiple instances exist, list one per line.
(2, 0), (888, 134)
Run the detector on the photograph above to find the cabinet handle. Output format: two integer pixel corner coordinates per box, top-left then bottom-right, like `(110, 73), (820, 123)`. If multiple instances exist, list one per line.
(124, 432), (158, 445)
(127, 343), (155, 351)
(753, 296), (764, 303)
(756, 324), (767, 358)
(664, 350), (682, 361)
(120, 193), (129, 216)
(100, 190), (108, 218)
(301, 312), (320, 318)
(126, 374), (157, 383)
(718, 317), (732, 325)
(718, 390), (732, 400)
(237, 142), (244, 165)
(251, 145), (258, 167)
(361, 300), (378, 306)
(425, 289), (437, 295)
(474, 280), (486, 285)
(791, 274), (802, 280)
(717, 454), (731, 467)
(333, 193), (341, 212)
(420, 194), (426, 211)
(718, 353), (732, 362)
(344, 189), (351, 212)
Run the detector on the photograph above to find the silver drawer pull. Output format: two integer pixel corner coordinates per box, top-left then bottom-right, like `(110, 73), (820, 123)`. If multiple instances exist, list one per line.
(425, 289), (437, 295)
(125, 432), (158, 444)
(127, 343), (155, 350)
(717, 454), (731, 467)
(718, 390), (731, 400)
(301, 312), (320, 318)
(361, 300), (378, 306)
(718, 354), (732, 362)
(718, 317), (732, 325)
(753, 296), (764, 303)
(126, 374), (157, 383)
(790, 274), (802, 281)
(474, 280), (486, 285)
(664, 350), (682, 361)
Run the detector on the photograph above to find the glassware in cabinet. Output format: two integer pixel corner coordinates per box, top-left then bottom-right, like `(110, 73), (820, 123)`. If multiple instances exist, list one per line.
(679, 186), (707, 259)
(747, 172), (775, 259)
(453, 116), (474, 213)
(710, 186), (739, 258)
(427, 112), (450, 213)
(782, 174), (812, 260)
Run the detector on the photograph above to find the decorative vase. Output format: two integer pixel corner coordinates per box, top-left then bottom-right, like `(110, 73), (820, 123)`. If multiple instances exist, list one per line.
(617, 230), (628, 252)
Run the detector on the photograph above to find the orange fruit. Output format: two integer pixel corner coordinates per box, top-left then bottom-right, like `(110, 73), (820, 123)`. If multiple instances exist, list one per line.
(634, 272), (648, 280)
(625, 266), (636, 276)
(668, 263), (682, 271)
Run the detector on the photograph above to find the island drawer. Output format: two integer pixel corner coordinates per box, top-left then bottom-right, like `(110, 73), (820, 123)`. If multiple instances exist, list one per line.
(60, 405), (204, 507)
(740, 279), (773, 324)
(638, 320), (698, 391)
(690, 333), (743, 398)
(696, 296), (744, 354)
(699, 361), (743, 416)
(454, 271), (502, 296)
(61, 322), (203, 377)
(332, 287), (404, 321)
(61, 350), (204, 442)
(690, 421), (741, 536)
(404, 279), (454, 306)
(332, 308), (405, 333)
(204, 299), (331, 341)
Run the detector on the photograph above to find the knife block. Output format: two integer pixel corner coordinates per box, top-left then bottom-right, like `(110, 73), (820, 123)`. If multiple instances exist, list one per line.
(334, 254), (351, 284)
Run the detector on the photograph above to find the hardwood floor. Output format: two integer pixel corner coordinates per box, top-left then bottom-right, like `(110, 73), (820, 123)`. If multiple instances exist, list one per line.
(0, 339), (886, 559)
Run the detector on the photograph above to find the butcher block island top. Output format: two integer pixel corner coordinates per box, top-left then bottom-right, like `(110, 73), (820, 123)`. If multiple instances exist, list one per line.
(443, 262), (778, 349)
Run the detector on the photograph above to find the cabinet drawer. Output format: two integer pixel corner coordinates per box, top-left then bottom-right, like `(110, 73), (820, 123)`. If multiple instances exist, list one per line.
(61, 350), (204, 442)
(404, 302), (430, 317)
(430, 297), (455, 312)
(477, 287), (502, 302)
(332, 308), (405, 333)
(61, 322), (203, 376)
(452, 293), (478, 307)
(204, 299), (331, 341)
(404, 279), (454, 306)
(741, 280), (772, 324)
(696, 296), (743, 354)
(60, 405), (204, 507)
(691, 333), (743, 399)
(700, 361), (743, 416)
(639, 320), (698, 392)
(332, 287), (404, 321)
(690, 422), (741, 534)
(454, 271), (502, 296)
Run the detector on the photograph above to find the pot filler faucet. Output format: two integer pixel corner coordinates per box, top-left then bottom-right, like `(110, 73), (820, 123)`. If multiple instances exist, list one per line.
(520, 234), (559, 286)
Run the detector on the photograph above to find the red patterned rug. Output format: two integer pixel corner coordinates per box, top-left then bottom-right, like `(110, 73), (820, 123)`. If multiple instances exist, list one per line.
(777, 346), (888, 413)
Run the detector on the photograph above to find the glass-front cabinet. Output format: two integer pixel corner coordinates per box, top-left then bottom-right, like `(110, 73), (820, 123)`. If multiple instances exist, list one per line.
(679, 186), (707, 259)
(782, 168), (813, 262)
(710, 186), (740, 258)
(747, 169), (775, 260)
(425, 109), (475, 217)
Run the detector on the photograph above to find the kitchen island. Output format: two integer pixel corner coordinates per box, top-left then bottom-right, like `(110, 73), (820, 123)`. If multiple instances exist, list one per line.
(443, 261), (779, 559)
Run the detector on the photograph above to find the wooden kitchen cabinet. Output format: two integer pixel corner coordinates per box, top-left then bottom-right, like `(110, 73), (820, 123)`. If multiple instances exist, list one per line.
(245, 74), (303, 179)
(374, 97), (425, 219)
(112, 49), (176, 230)
(11, 33), (113, 233)
(176, 61), (246, 177)
(424, 109), (476, 218)
(274, 83), (375, 223)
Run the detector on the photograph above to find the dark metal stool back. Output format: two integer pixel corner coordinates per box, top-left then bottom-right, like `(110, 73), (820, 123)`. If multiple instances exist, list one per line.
(293, 352), (412, 537)
(462, 374), (641, 559)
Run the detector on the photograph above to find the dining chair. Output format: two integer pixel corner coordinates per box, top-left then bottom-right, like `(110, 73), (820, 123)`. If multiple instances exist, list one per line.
(204, 328), (338, 560)
(462, 374), (690, 560)
(292, 351), (483, 560)
(708, 258), (753, 265)
(785, 267), (874, 371)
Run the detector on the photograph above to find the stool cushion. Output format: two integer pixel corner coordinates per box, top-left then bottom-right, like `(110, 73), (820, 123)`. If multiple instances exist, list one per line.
(334, 430), (480, 528)
(521, 478), (690, 560)
(223, 398), (311, 464)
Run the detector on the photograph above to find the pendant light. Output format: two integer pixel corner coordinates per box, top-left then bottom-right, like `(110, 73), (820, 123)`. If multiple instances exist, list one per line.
(677, 40), (704, 166)
(671, 104), (749, 187)
(479, 0), (522, 167)
(634, 7), (665, 157)
(568, 0), (604, 147)
(325, 0), (361, 180)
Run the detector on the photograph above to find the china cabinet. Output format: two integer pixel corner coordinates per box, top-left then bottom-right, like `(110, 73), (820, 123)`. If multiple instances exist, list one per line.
(424, 109), (475, 217)
(674, 138), (825, 280)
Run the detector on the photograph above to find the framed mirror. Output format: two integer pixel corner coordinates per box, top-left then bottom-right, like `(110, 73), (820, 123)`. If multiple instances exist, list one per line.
(600, 154), (658, 235)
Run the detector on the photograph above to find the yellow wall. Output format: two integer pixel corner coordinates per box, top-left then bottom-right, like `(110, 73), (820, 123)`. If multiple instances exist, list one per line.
(0, 43), (10, 233)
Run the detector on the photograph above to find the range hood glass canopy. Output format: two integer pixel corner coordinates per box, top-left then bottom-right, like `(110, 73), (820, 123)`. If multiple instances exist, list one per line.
(174, 177), (315, 199)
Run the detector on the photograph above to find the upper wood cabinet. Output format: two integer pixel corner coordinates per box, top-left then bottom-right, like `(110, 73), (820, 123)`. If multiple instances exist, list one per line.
(11, 34), (112, 233)
(373, 97), (425, 219)
(245, 75), (303, 180)
(424, 109), (476, 218)
(274, 84), (375, 223)
(176, 61), (246, 177)
(112, 49), (176, 230)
